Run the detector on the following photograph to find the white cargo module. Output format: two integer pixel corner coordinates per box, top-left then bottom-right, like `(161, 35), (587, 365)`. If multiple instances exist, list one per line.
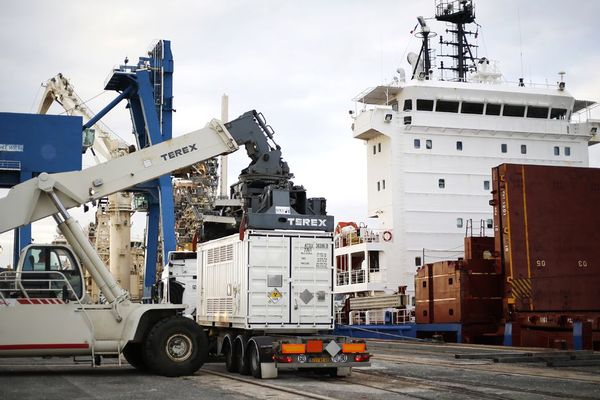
(197, 230), (334, 332)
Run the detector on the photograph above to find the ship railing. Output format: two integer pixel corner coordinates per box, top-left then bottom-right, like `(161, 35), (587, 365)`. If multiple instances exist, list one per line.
(351, 269), (365, 284)
(348, 308), (412, 325)
(336, 271), (349, 286)
(335, 228), (390, 248)
(336, 269), (386, 286)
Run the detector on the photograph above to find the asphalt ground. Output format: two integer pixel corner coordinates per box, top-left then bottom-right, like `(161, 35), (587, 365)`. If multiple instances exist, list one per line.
(1, 341), (599, 400)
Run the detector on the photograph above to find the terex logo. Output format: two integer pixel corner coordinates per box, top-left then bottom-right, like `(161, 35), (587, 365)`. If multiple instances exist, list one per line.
(160, 143), (198, 161)
(288, 218), (327, 227)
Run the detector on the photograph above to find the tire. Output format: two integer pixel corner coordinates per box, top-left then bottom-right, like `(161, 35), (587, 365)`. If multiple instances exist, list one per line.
(249, 343), (262, 379)
(224, 340), (238, 372)
(143, 316), (208, 377)
(123, 343), (148, 372)
(236, 337), (250, 376)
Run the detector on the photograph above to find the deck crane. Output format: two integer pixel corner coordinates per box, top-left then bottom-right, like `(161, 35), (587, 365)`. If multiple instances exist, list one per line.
(37, 73), (134, 300)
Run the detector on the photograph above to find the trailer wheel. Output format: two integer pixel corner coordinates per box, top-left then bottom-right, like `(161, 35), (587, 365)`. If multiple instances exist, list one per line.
(224, 340), (238, 372)
(123, 343), (148, 372)
(235, 337), (250, 375)
(249, 343), (262, 378)
(143, 316), (208, 377)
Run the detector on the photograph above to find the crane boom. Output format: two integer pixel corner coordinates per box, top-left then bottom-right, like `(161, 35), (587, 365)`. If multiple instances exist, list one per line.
(0, 120), (237, 235)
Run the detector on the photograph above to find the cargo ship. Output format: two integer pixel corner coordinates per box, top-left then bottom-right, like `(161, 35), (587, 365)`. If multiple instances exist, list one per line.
(334, 0), (600, 339)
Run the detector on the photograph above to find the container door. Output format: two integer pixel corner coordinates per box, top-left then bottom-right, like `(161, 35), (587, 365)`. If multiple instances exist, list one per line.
(247, 235), (290, 325)
(290, 236), (333, 326)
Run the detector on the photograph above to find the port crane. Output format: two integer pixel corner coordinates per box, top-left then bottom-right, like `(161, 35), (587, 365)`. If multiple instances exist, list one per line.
(37, 73), (135, 301)
(0, 119), (238, 376)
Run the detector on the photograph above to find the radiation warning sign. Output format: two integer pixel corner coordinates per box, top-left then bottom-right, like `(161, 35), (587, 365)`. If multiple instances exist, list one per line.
(267, 288), (282, 303)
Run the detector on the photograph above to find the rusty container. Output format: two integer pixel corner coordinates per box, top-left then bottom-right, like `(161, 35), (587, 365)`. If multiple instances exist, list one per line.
(415, 264), (433, 323)
(416, 260), (503, 325)
(464, 236), (495, 261)
(492, 164), (600, 315)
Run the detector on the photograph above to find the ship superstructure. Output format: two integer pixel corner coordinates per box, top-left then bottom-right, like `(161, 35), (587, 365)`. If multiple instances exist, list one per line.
(335, 0), (600, 317)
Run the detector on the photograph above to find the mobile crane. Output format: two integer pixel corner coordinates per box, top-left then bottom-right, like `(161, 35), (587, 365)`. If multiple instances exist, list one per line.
(0, 118), (238, 376)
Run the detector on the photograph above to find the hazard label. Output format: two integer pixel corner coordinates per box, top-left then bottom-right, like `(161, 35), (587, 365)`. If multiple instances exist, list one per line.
(267, 288), (282, 303)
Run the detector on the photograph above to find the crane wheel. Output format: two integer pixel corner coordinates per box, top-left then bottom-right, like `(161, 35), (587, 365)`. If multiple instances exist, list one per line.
(123, 342), (149, 372)
(143, 316), (208, 377)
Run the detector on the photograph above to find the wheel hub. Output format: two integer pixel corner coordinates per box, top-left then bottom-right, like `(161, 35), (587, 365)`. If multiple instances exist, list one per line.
(165, 333), (193, 362)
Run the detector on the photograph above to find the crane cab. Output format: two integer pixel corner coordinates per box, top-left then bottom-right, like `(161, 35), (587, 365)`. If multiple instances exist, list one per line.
(8, 244), (85, 302)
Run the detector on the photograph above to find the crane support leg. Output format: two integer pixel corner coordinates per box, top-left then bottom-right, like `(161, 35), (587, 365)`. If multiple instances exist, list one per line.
(47, 191), (126, 304)
(144, 201), (160, 300)
(82, 86), (134, 131)
(158, 175), (176, 262)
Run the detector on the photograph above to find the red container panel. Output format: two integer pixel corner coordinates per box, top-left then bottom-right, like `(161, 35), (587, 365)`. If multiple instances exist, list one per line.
(492, 164), (600, 313)
(416, 260), (503, 324)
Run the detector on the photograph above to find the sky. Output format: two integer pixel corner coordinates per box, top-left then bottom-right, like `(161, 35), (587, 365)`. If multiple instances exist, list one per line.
(1, 0), (600, 267)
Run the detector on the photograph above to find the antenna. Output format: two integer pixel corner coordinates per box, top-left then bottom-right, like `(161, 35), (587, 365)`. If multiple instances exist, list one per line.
(411, 16), (436, 80)
(435, 0), (478, 82)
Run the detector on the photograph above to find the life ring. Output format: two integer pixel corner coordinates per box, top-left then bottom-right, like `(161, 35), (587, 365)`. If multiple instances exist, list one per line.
(383, 231), (392, 242)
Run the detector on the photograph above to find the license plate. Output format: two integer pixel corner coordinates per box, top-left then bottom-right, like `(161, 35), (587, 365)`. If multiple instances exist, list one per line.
(310, 357), (331, 363)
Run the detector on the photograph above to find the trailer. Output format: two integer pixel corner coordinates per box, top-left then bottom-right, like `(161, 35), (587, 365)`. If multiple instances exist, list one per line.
(196, 230), (370, 378)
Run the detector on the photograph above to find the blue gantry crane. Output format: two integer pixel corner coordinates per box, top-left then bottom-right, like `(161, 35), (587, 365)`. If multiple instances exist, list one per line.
(1, 40), (178, 300)
(94, 40), (177, 300)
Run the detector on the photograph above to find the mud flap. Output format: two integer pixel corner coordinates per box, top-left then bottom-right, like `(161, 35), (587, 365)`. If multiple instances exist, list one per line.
(260, 362), (278, 379)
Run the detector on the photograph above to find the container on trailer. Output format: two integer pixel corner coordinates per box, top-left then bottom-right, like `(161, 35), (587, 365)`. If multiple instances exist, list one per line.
(197, 229), (334, 333)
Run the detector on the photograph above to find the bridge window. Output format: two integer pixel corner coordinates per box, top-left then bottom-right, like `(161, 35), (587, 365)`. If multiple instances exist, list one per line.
(456, 218), (464, 228)
(403, 99), (413, 111)
(527, 106), (549, 119)
(521, 144), (527, 154)
(501, 143), (508, 153)
(456, 141), (463, 151)
(415, 257), (422, 267)
(416, 99), (434, 111)
(565, 146), (571, 156)
(554, 146), (560, 156)
(461, 102), (484, 114)
(550, 108), (568, 120)
(426, 139), (433, 149)
(414, 139), (421, 149)
(436, 100), (459, 113)
(503, 104), (526, 117)
(485, 103), (501, 115)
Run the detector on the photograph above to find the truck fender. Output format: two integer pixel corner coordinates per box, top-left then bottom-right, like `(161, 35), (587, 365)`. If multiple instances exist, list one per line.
(125, 307), (180, 343)
(247, 336), (275, 363)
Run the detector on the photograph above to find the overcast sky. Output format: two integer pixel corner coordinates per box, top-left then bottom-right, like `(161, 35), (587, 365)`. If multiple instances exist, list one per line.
(1, 0), (600, 266)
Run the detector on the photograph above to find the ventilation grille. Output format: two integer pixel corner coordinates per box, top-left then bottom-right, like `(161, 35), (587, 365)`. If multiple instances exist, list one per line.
(207, 298), (233, 314)
(206, 244), (233, 265)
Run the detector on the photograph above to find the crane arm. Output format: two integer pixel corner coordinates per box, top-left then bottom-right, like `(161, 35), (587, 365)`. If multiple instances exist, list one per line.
(0, 119), (237, 235)
(38, 73), (120, 162)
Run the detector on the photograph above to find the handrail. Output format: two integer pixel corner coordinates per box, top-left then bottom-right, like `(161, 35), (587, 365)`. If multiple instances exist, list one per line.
(0, 270), (81, 301)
